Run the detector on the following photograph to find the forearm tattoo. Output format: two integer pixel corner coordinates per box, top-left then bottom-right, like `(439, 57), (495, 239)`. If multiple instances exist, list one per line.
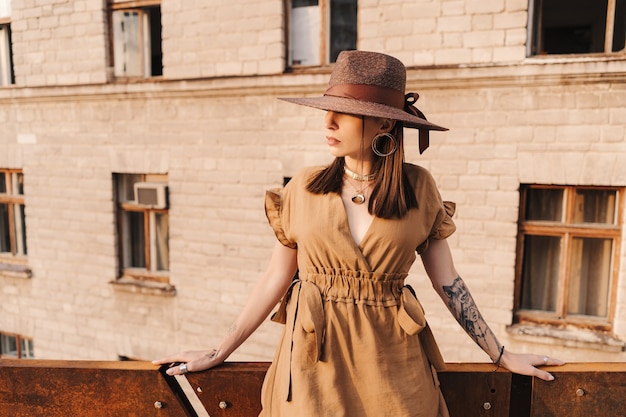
(205, 348), (220, 359)
(442, 276), (502, 361)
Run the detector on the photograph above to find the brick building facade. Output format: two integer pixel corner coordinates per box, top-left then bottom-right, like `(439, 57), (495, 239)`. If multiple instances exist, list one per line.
(1, 0), (625, 365)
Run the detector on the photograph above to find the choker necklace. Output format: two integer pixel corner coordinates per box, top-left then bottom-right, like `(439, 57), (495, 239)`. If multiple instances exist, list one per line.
(344, 166), (376, 182)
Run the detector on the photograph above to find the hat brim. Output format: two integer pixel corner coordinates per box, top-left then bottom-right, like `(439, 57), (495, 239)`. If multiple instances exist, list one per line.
(279, 96), (448, 131)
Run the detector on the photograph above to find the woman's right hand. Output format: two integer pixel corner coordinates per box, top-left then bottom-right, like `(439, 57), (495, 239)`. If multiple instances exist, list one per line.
(152, 348), (224, 376)
(153, 241), (298, 377)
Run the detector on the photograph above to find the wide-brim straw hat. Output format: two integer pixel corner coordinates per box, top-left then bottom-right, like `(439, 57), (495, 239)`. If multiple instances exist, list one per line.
(279, 50), (448, 153)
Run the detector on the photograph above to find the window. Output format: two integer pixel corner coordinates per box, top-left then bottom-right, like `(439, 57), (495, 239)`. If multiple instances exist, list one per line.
(288, 0), (357, 67)
(529, 0), (626, 56)
(515, 185), (623, 330)
(114, 174), (169, 284)
(110, 1), (162, 78)
(0, 169), (26, 258)
(0, 0), (14, 86)
(0, 332), (34, 358)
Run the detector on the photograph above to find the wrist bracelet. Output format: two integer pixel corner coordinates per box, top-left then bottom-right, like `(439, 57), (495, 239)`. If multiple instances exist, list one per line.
(493, 345), (505, 372)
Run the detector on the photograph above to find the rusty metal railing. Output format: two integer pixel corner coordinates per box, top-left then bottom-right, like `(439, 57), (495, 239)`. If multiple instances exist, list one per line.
(0, 360), (624, 416)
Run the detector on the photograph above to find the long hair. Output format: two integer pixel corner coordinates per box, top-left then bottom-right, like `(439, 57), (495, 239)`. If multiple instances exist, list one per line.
(306, 122), (417, 219)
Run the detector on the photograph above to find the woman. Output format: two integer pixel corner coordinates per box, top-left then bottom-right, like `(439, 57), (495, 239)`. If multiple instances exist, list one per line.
(154, 51), (563, 416)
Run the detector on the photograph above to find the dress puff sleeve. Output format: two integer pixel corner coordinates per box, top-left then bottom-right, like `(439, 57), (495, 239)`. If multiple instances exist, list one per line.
(416, 200), (456, 254)
(265, 188), (297, 249)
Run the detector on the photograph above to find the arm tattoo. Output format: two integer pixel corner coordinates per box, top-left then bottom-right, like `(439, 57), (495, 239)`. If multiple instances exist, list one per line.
(205, 348), (220, 359)
(442, 276), (502, 360)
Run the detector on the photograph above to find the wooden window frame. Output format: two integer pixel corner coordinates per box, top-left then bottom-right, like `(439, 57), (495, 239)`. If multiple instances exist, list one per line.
(514, 185), (624, 332)
(0, 169), (26, 259)
(528, 0), (626, 56)
(108, 0), (162, 79)
(286, 0), (357, 69)
(114, 173), (169, 284)
(0, 20), (14, 86)
(0, 331), (34, 359)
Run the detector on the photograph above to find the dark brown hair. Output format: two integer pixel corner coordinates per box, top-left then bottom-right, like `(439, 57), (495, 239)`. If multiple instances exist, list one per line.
(306, 123), (417, 219)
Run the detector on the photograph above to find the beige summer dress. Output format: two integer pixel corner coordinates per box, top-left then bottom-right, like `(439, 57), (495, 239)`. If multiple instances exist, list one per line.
(261, 163), (456, 417)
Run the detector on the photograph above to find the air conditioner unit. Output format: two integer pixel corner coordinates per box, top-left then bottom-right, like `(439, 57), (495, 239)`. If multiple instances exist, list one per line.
(134, 182), (168, 209)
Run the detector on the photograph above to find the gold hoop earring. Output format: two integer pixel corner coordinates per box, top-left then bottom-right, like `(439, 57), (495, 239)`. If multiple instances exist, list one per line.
(371, 133), (398, 157)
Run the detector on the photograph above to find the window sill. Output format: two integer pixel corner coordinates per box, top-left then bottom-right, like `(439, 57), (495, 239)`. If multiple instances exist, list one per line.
(0, 262), (32, 279)
(507, 323), (626, 353)
(109, 277), (176, 297)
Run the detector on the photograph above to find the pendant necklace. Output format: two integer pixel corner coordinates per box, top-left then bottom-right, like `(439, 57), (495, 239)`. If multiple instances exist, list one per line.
(344, 167), (375, 205)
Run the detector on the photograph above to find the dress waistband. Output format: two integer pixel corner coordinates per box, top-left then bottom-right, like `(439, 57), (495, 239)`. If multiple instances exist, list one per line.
(300, 267), (407, 306)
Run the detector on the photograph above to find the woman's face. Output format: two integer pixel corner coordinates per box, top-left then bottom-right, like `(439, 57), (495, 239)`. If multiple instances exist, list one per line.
(324, 111), (392, 162)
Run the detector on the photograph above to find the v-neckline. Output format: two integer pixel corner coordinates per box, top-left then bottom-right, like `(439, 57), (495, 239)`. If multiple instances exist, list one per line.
(337, 192), (376, 250)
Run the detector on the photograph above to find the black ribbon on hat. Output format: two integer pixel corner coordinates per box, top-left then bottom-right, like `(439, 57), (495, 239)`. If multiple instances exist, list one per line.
(404, 93), (430, 154)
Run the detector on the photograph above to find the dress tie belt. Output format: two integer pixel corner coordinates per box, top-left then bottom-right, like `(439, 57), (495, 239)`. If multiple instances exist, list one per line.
(271, 280), (445, 400)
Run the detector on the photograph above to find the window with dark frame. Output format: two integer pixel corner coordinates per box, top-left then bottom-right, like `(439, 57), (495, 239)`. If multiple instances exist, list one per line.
(0, 0), (14, 86)
(0, 169), (26, 258)
(0, 332), (34, 359)
(529, 0), (626, 56)
(114, 173), (169, 284)
(288, 0), (357, 67)
(515, 185), (623, 331)
(110, 1), (162, 78)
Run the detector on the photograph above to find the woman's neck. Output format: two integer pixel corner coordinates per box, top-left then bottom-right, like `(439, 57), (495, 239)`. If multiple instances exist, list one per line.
(344, 157), (374, 177)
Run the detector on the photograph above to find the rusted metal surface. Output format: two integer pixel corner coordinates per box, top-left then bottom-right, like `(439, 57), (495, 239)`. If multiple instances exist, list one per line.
(530, 363), (626, 417)
(184, 362), (269, 416)
(438, 363), (514, 417)
(1, 360), (625, 416)
(0, 359), (191, 417)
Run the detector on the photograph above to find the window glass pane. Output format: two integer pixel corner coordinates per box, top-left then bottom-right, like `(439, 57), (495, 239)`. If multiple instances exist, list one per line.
(0, 203), (10, 253)
(0, 172), (5, 193)
(293, 0), (318, 6)
(113, 10), (142, 77)
(116, 174), (142, 203)
(0, 24), (13, 86)
(0, 0), (10, 18)
(574, 189), (616, 224)
(290, 2), (320, 65)
(520, 235), (561, 312)
(16, 203), (27, 255)
(612, 0), (625, 51)
(21, 338), (34, 359)
(533, 0), (609, 54)
(122, 211), (145, 268)
(0, 334), (17, 357)
(146, 7), (162, 76)
(155, 212), (169, 271)
(568, 237), (611, 317)
(525, 188), (563, 221)
(329, 0), (357, 63)
(15, 173), (24, 195)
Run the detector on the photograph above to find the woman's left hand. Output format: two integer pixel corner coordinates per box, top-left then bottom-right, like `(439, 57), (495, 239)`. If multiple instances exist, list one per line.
(500, 349), (565, 381)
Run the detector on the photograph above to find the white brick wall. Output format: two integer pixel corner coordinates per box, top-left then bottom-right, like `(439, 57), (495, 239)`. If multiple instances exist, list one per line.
(0, 1), (625, 366)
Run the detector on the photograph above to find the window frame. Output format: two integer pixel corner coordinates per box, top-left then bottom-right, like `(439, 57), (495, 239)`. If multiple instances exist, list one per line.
(108, 0), (162, 79)
(514, 184), (623, 332)
(114, 173), (169, 284)
(0, 18), (14, 86)
(527, 0), (626, 57)
(0, 331), (34, 359)
(0, 169), (26, 259)
(286, 0), (357, 69)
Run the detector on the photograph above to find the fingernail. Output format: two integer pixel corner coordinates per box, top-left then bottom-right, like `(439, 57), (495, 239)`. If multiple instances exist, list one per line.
(547, 374), (555, 381)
